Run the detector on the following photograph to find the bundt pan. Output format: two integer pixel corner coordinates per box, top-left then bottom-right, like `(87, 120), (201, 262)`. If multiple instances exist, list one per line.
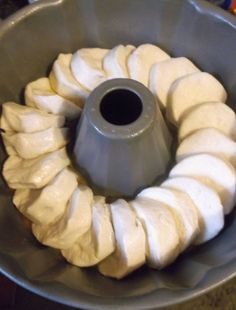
(0, 0), (236, 309)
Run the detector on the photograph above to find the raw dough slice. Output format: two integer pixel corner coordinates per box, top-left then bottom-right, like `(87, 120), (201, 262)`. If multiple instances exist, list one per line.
(2, 127), (69, 159)
(169, 154), (236, 214)
(98, 199), (145, 279)
(103, 45), (135, 78)
(127, 44), (170, 87)
(177, 128), (236, 167)
(138, 187), (199, 250)
(32, 185), (93, 249)
(149, 57), (200, 110)
(49, 53), (88, 107)
(13, 167), (78, 225)
(130, 197), (180, 269)
(25, 77), (81, 119)
(1, 133), (16, 155)
(178, 102), (236, 141)
(62, 196), (115, 267)
(71, 48), (108, 90)
(3, 148), (70, 189)
(161, 177), (224, 244)
(0, 102), (65, 133)
(167, 72), (227, 125)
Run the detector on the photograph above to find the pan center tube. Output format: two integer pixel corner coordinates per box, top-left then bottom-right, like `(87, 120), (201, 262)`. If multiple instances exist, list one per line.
(73, 78), (172, 198)
(100, 89), (143, 126)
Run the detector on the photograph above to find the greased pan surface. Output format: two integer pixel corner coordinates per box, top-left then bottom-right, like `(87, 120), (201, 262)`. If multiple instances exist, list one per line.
(0, 0), (236, 309)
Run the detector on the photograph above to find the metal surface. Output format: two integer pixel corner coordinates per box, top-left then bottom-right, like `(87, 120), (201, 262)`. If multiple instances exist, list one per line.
(0, 0), (236, 309)
(73, 78), (171, 198)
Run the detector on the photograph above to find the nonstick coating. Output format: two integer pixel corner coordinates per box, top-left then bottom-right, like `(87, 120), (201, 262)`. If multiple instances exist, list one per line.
(0, 0), (236, 309)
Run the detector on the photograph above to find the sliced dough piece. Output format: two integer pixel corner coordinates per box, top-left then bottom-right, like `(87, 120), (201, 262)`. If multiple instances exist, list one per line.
(177, 128), (236, 167)
(161, 177), (224, 244)
(127, 44), (170, 87)
(25, 77), (81, 119)
(138, 187), (199, 250)
(167, 72), (227, 125)
(0, 102), (65, 133)
(62, 196), (115, 267)
(130, 197), (180, 269)
(169, 154), (236, 214)
(3, 148), (70, 189)
(71, 48), (108, 90)
(2, 127), (69, 159)
(178, 102), (236, 141)
(98, 199), (145, 279)
(149, 57), (200, 110)
(13, 167), (78, 225)
(49, 53), (88, 107)
(32, 185), (93, 249)
(1, 133), (16, 155)
(103, 44), (135, 79)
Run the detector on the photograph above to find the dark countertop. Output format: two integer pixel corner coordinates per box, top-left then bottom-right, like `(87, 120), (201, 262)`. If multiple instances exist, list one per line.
(0, 1), (236, 309)
(0, 0), (27, 19)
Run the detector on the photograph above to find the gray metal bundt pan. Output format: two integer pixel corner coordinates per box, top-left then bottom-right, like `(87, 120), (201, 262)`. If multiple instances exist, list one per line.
(0, 0), (236, 309)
